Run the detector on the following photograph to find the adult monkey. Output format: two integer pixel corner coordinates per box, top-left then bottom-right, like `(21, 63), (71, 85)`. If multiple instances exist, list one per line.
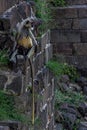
(9, 16), (39, 67)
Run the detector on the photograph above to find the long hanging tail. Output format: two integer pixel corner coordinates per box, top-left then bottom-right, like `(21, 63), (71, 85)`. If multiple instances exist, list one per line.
(28, 58), (35, 125)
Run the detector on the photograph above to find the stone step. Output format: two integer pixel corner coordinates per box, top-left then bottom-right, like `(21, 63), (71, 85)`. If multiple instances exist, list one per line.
(65, 0), (87, 5)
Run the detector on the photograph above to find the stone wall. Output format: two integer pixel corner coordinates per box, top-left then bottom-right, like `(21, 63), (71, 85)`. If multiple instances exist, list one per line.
(0, 0), (21, 14)
(0, 2), (54, 130)
(50, 2), (87, 73)
(65, 0), (87, 5)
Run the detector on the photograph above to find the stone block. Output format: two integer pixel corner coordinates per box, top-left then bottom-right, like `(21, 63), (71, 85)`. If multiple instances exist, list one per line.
(79, 19), (87, 29)
(72, 19), (80, 29)
(0, 126), (9, 130)
(50, 29), (80, 43)
(78, 6), (87, 18)
(54, 43), (73, 55)
(0, 121), (19, 130)
(73, 43), (87, 55)
(65, 0), (87, 5)
(51, 19), (72, 29)
(72, 18), (87, 30)
(65, 55), (87, 68)
(81, 31), (87, 43)
(52, 7), (78, 19)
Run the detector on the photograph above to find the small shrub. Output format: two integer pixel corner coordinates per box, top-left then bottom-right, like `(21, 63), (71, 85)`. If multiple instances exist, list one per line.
(34, 0), (51, 35)
(0, 91), (31, 124)
(55, 90), (85, 109)
(46, 60), (79, 81)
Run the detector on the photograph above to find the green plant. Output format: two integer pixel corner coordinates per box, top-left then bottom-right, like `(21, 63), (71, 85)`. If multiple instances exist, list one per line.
(55, 90), (86, 109)
(34, 0), (52, 35)
(46, 60), (79, 81)
(0, 50), (9, 65)
(0, 91), (31, 124)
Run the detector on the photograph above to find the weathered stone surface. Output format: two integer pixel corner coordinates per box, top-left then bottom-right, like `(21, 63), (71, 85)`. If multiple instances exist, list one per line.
(54, 43), (73, 55)
(0, 121), (19, 129)
(73, 43), (87, 55)
(39, 104), (48, 129)
(6, 74), (22, 94)
(51, 19), (72, 29)
(78, 6), (87, 18)
(51, 29), (80, 43)
(79, 19), (87, 29)
(56, 123), (63, 130)
(78, 122), (87, 130)
(0, 75), (7, 89)
(76, 77), (87, 87)
(60, 75), (70, 84)
(69, 83), (82, 92)
(52, 7), (78, 19)
(15, 92), (31, 114)
(48, 117), (54, 130)
(65, 55), (87, 68)
(60, 83), (69, 92)
(41, 31), (50, 51)
(81, 31), (87, 43)
(62, 112), (77, 129)
(0, 0), (20, 14)
(45, 44), (53, 63)
(78, 102), (87, 116)
(0, 126), (9, 130)
(65, 0), (87, 5)
(72, 19), (80, 29)
(72, 18), (87, 29)
(83, 86), (87, 95)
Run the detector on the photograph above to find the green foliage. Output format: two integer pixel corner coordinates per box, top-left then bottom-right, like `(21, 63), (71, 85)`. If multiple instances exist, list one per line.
(0, 50), (9, 65)
(34, 0), (51, 35)
(46, 60), (79, 81)
(0, 91), (31, 124)
(47, 0), (66, 7)
(55, 90), (85, 109)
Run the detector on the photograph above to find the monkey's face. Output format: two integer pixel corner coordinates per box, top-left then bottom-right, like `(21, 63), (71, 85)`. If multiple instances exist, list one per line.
(24, 21), (32, 28)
